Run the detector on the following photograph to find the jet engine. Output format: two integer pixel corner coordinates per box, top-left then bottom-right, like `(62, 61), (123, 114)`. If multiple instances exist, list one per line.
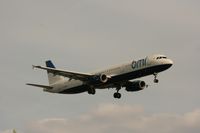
(125, 80), (146, 92)
(91, 74), (108, 84)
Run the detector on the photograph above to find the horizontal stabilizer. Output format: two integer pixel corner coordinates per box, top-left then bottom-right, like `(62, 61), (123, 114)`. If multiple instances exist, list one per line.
(26, 83), (53, 89)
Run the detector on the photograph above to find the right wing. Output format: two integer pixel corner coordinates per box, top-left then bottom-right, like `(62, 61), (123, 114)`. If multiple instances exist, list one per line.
(32, 65), (93, 81)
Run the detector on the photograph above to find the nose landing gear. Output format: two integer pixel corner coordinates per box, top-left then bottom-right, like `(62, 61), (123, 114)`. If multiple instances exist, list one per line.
(153, 73), (159, 83)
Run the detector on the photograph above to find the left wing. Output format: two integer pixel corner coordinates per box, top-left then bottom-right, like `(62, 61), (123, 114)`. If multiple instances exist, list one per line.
(33, 65), (93, 81)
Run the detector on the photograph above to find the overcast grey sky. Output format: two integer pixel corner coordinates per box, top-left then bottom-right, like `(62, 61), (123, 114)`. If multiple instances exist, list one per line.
(0, 0), (200, 133)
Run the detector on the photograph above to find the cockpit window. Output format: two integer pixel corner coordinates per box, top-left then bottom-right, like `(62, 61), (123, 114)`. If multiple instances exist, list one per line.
(156, 56), (167, 59)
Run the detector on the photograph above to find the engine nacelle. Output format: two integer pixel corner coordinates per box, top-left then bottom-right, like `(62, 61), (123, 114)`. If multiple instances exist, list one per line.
(99, 74), (108, 83)
(91, 74), (108, 84)
(125, 80), (146, 92)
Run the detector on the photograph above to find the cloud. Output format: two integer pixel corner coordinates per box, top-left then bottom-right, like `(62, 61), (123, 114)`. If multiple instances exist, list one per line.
(0, 129), (17, 133)
(23, 103), (200, 133)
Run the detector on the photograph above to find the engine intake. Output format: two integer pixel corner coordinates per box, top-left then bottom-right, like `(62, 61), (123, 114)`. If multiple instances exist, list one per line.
(99, 74), (108, 83)
(125, 80), (146, 92)
(91, 74), (108, 84)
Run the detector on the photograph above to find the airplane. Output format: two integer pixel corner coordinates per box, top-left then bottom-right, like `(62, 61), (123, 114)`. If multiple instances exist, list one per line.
(27, 54), (173, 99)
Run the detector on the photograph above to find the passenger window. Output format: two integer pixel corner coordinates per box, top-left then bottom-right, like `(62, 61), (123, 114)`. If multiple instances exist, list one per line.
(157, 56), (167, 59)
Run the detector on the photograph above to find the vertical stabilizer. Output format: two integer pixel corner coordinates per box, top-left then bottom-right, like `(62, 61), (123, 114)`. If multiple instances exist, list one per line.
(46, 60), (64, 85)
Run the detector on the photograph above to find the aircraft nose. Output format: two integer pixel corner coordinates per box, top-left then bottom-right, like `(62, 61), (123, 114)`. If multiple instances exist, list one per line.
(168, 59), (173, 65)
(167, 59), (173, 67)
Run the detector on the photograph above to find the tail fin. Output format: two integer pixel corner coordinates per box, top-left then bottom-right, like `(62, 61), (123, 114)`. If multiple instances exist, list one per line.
(46, 60), (64, 85)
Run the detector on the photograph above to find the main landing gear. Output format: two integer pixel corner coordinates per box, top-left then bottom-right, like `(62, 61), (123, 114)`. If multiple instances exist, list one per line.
(113, 86), (121, 99)
(153, 73), (159, 83)
(88, 87), (96, 95)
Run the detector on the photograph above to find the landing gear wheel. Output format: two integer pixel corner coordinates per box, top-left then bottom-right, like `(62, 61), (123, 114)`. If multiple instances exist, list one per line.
(88, 87), (96, 95)
(114, 93), (121, 99)
(113, 85), (122, 99)
(154, 79), (159, 83)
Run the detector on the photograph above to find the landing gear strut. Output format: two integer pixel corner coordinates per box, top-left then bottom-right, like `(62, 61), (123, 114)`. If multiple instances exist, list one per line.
(153, 73), (159, 83)
(113, 86), (121, 99)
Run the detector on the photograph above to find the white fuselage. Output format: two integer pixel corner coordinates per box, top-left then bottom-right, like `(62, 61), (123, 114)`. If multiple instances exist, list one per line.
(46, 54), (173, 94)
